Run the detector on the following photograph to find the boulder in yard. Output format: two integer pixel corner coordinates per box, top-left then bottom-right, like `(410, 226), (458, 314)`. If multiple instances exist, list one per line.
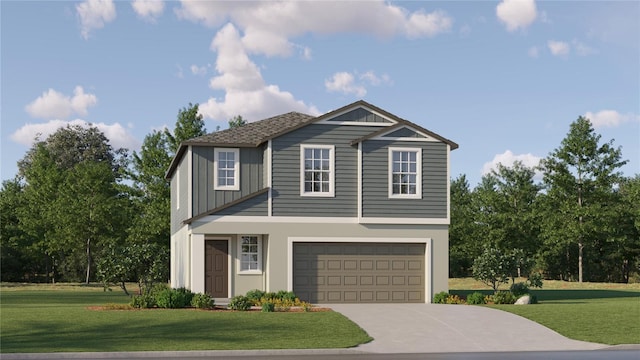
(515, 295), (531, 305)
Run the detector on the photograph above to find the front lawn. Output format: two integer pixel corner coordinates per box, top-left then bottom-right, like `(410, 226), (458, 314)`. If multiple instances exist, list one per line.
(450, 278), (640, 345)
(0, 285), (371, 353)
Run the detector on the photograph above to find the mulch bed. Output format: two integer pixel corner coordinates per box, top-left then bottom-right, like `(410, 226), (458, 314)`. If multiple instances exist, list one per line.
(87, 305), (332, 312)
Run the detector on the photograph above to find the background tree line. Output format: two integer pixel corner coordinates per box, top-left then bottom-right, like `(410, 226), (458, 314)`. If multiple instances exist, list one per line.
(451, 117), (639, 283)
(0, 97), (247, 285)
(1, 111), (637, 284)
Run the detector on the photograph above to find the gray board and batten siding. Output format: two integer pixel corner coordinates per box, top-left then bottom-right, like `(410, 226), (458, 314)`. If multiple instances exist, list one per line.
(192, 145), (266, 217)
(171, 155), (189, 234)
(325, 107), (393, 124)
(271, 124), (381, 217)
(362, 140), (448, 218)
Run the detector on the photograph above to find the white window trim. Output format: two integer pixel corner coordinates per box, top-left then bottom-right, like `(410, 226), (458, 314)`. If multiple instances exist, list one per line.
(300, 144), (335, 197)
(214, 148), (240, 191)
(388, 147), (422, 199)
(238, 235), (262, 274)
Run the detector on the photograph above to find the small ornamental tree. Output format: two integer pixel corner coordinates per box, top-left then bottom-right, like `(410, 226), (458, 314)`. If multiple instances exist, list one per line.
(472, 245), (522, 292)
(98, 242), (169, 295)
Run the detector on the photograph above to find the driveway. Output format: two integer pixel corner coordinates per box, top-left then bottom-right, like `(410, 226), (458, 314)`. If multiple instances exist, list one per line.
(328, 304), (607, 353)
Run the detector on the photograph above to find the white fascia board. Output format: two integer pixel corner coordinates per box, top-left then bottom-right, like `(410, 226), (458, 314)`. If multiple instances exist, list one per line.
(187, 145), (193, 218)
(315, 105), (397, 126)
(446, 144), (451, 223)
(191, 215), (449, 225)
(370, 125), (440, 143)
(267, 140), (272, 217)
(357, 142), (362, 220)
(359, 217), (450, 225)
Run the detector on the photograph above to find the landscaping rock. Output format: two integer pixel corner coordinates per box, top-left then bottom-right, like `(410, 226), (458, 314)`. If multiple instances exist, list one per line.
(515, 295), (531, 305)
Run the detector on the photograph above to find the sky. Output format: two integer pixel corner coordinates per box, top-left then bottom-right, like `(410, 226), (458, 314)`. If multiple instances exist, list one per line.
(1, 0), (639, 187)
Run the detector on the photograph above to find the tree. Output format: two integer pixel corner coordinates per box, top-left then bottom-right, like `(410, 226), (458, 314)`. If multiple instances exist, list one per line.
(128, 131), (172, 246)
(165, 103), (206, 153)
(98, 242), (169, 295)
(55, 160), (129, 283)
(228, 115), (247, 129)
(472, 246), (523, 292)
(0, 179), (43, 281)
(449, 175), (482, 277)
(16, 125), (129, 282)
(538, 116), (627, 282)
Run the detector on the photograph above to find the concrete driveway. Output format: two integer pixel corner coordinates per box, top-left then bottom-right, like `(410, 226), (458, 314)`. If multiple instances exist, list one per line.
(328, 304), (607, 353)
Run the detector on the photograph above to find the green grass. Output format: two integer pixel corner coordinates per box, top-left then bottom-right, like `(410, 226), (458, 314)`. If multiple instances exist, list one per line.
(0, 286), (371, 353)
(450, 278), (640, 345)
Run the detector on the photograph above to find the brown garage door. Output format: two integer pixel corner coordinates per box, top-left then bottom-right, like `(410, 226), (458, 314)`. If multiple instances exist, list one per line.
(293, 242), (425, 303)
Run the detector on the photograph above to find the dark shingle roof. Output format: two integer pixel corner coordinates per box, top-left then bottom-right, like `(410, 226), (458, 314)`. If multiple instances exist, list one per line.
(165, 111), (315, 179)
(184, 111), (315, 147)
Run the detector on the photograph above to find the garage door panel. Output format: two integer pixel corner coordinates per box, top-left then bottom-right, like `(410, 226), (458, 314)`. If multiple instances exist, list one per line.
(293, 242), (425, 303)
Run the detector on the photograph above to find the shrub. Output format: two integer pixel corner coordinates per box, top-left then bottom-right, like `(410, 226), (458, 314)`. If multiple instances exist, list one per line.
(228, 295), (252, 311)
(493, 291), (516, 304)
(466, 292), (486, 305)
(276, 290), (297, 302)
(445, 294), (465, 304)
(530, 294), (538, 304)
(261, 302), (275, 312)
(510, 282), (530, 298)
(245, 289), (266, 304)
(527, 273), (544, 289)
(433, 291), (449, 304)
(191, 293), (215, 309)
(130, 293), (155, 308)
(155, 287), (194, 309)
(301, 302), (313, 312)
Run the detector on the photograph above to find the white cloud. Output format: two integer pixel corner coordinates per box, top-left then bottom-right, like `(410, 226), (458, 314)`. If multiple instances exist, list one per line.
(404, 10), (453, 38)
(325, 72), (367, 97)
(548, 40), (570, 57)
(176, 2), (445, 122)
(132, 0), (164, 22)
(325, 71), (392, 97)
(25, 86), (98, 120)
(190, 64), (208, 76)
(175, 64), (184, 79)
(572, 40), (596, 56)
(10, 119), (140, 151)
(584, 110), (640, 128)
(496, 0), (537, 32)
(528, 46), (539, 58)
(176, 1), (452, 57)
(482, 150), (541, 175)
(198, 24), (319, 122)
(76, 0), (116, 39)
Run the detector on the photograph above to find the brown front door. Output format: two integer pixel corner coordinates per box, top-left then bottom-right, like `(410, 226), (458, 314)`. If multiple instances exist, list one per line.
(205, 240), (228, 298)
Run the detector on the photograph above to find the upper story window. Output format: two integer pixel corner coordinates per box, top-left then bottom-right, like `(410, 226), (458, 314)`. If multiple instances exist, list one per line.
(239, 235), (261, 273)
(388, 147), (422, 199)
(300, 144), (335, 197)
(214, 148), (240, 191)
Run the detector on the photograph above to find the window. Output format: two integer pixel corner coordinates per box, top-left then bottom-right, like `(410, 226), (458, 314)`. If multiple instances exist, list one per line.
(389, 147), (422, 199)
(214, 148), (239, 190)
(300, 144), (335, 197)
(239, 235), (261, 273)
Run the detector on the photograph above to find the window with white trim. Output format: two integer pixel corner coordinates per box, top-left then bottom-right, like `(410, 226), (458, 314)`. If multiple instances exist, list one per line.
(300, 144), (335, 197)
(389, 147), (422, 199)
(214, 148), (239, 190)
(239, 235), (261, 273)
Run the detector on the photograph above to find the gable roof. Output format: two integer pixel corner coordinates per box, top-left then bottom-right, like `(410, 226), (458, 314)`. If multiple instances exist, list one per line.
(165, 100), (458, 179)
(165, 111), (315, 179)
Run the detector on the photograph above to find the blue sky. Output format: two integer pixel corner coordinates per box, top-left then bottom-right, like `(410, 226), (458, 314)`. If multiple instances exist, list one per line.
(2, 0), (638, 186)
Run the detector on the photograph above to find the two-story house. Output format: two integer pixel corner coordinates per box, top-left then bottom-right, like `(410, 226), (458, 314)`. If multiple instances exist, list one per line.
(166, 100), (458, 303)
